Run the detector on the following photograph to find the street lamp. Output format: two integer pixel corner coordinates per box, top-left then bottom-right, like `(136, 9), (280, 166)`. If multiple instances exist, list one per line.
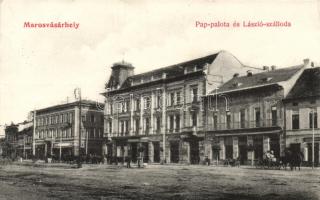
(311, 108), (315, 169)
(74, 88), (82, 168)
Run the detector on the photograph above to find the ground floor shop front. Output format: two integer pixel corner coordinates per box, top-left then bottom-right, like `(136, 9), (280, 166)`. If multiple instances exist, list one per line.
(206, 133), (283, 165)
(286, 131), (320, 167)
(34, 139), (104, 161)
(107, 134), (206, 165)
(107, 131), (285, 165)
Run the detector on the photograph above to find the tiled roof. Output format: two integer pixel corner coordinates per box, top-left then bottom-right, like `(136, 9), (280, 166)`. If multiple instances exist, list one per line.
(285, 67), (320, 100)
(36, 100), (104, 114)
(213, 65), (303, 94)
(120, 53), (219, 89)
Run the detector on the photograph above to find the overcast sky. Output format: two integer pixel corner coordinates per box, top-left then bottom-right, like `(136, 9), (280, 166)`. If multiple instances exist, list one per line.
(0, 0), (320, 135)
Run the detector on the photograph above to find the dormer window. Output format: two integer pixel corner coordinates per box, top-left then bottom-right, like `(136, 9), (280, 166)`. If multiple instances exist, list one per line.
(232, 82), (242, 87)
(262, 77), (272, 82)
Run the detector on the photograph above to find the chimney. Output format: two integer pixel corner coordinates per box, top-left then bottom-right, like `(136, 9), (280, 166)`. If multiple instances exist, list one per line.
(162, 73), (167, 79)
(247, 70), (253, 77)
(233, 73), (239, 78)
(303, 58), (310, 67)
(263, 66), (269, 71)
(271, 65), (276, 71)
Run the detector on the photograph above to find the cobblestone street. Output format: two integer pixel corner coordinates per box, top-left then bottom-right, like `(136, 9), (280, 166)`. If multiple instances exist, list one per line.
(0, 163), (319, 200)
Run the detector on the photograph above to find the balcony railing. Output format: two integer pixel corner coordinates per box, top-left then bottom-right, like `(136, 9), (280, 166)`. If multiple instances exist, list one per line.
(207, 119), (282, 131)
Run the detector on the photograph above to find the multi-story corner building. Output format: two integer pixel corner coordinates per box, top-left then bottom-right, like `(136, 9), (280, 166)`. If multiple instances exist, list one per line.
(102, 51), (260, 164)
(4, 121), (33, 159)
(204, 60), (312, 165)
(34, 100), (104, 160)
(283, 67), (320, 166)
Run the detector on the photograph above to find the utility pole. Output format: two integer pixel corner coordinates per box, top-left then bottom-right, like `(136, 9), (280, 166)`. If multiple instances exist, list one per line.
(59, 130), (62, 162)
(75, 88), (82, 168)
(32, 110), (36, 157)
(311, 108), (315, 169)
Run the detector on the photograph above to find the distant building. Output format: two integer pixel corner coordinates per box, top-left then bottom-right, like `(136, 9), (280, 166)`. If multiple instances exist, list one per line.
(33, 100), (104, 160)
(0, 138), (6, 156)
(4, 121), (33, 159)
(102, 51), (260, 164)
(283, 67), (320, 166)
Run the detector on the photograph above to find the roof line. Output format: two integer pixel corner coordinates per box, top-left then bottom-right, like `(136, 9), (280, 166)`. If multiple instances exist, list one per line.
(207, 83), (280, 96)
(129, 52), (219, 78)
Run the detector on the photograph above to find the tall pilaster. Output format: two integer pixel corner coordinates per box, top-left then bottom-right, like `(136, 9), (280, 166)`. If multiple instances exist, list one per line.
(130, 95), (134, 136)
(161, 87), (167, 162)
(219, 137), (225, 160)
(232, 136), (239, 159)
(263, 135), (270, 153)
(150, 92), (154, 135)
(247, 135), (254, 164)
(140, 95), (143, 135)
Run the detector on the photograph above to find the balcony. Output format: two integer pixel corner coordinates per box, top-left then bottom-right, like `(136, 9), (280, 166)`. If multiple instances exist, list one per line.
(207, 119), (282, 131)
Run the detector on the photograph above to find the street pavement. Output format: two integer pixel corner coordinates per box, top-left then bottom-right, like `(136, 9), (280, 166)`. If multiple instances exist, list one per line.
(0, 162), (319, 200)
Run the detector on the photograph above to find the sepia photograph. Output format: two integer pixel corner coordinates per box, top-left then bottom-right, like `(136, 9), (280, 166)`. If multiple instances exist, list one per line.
(0, 0), (320, 199)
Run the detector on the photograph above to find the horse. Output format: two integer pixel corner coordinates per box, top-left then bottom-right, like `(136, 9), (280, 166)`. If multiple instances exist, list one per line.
(290, 151), (303, 171)
(279, 149), (291, 170)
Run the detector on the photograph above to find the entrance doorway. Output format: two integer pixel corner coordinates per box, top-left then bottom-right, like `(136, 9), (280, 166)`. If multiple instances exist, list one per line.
(225, 137), (233, 159)
(170, 141), (179, 163)
(131, 143), (138, 163)
(142, 143), (149, 162)
(253, 135), (263, 160)
(238, 136), (247, 164)
(190, 141), (199, 164)
(153, 142), (160, 163)
(290, 143), (301, 154)
(307, 143), (319, 166)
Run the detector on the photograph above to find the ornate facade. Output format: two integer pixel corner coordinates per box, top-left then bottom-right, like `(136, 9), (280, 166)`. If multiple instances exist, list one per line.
(102, 51), (260, 164)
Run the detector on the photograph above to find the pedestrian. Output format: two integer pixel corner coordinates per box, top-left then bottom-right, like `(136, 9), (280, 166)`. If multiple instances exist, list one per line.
(126, 156), (131, 168)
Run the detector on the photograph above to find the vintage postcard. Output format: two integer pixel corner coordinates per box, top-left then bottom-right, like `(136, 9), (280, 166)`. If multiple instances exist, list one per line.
(0, 0), (319, 199)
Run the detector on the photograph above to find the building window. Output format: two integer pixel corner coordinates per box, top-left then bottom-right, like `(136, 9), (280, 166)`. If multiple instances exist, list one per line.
(135, 119), (140, 134)
(169, 115), (174, 131)
(91, 115), (95, 123)
(156, 94), (162, 108)
(175, 115), (180, 131)
(292, 110), (299, 129)
(213, 114), (218, 130)
(240, 109), (245, 128)
(156, 117), (161, 131)
(120, 121), (124, 135)
(108, 121), (112, 134)
(144, 97), (151, 109)
(271, 106), (277, 126)
(226, 112), (231, 129)
(135, 99), (140, 111)
(125, 121), (129, 135)
(124, 101), (129, 112)
(176, 91), (181, 105)
(70, 113), (74, 123)
(255, 107), (261, 127)
(309, 111), (318, 129)
(192, 113), (197, 127)
(145, 118), (150, 134)
(82, 115), (86, 122)
(191, 87), (198, 103)
(170, 92), (175, 106)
